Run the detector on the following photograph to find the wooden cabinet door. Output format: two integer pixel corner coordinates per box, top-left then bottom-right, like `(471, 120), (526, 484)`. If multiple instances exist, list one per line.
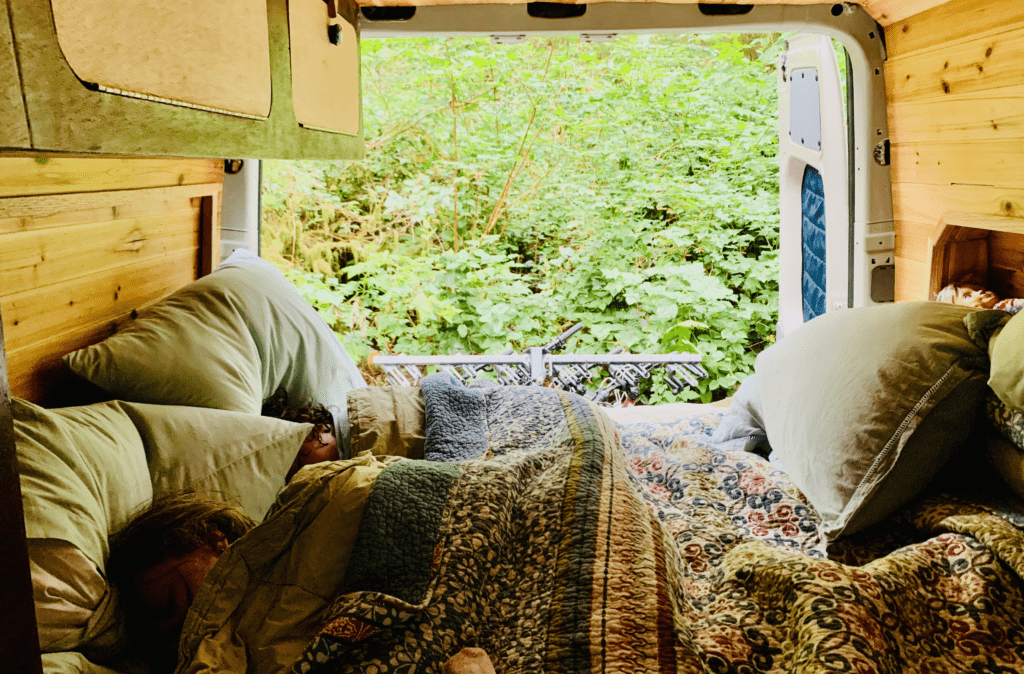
(0, 2), (29, 148)
(50, 0), (272, 118)
(288, 0), (361, 136)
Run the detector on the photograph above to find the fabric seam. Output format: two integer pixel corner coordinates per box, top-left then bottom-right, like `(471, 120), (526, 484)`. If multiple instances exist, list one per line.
(840, 362), (960, 533)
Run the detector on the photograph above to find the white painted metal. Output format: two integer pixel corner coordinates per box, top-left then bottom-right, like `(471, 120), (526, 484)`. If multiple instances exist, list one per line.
(219, 159), (262, 262)
(777, 34), (848, 338)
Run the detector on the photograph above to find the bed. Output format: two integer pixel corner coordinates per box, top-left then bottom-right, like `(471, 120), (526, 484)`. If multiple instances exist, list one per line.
(11, 250), (1024, 673)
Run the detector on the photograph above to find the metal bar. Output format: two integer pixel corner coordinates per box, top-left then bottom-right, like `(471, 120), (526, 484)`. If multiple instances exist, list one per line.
(374, 354), (530, 366)
(547, 354), (702, 365)
(0, 306), (44, 674)
(373, 353), (701, 367)
(527, 347), (545, 384)
(543, 322), (584, 352)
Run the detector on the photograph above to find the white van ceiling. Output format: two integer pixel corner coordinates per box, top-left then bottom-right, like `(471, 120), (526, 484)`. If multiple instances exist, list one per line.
(354, 0), (944, 28)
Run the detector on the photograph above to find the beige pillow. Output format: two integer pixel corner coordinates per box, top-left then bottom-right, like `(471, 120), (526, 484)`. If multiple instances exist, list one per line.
(119, 402), (312, 520)
(347, 386), (425, 459)
(755, 302), (990, 541)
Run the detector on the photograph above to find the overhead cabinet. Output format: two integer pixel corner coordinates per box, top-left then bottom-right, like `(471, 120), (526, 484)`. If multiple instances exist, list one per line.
(0, 0), (363, 159)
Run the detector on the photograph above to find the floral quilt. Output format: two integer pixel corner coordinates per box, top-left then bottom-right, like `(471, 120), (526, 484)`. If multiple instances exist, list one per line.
(288, 381), (1024, 673)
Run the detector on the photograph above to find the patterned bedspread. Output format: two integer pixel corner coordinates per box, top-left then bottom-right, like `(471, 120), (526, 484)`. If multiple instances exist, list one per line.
(292, 379), (1024, 673)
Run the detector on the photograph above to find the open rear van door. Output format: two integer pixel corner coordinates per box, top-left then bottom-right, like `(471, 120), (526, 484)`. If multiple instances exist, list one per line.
(777, 34), (849, 338)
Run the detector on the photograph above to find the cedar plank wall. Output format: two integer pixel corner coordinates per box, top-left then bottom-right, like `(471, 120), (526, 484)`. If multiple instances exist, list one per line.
(0, 157), (223, 404)
(883, 0), (1024, 301)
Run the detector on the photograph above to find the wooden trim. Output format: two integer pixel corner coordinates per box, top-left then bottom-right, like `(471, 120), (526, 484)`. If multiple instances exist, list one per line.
(199, 190), (221, 277)
(0, 310), (43, 674)
(927, 212), (1024, 299)
(0, 182), (220, 223)
(0, 157), (223, 198)
(940, 211), (1024, 234)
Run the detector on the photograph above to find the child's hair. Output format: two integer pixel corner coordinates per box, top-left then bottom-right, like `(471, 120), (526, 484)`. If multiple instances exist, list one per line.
(106, 493), (255, 594)
(106, 494), (256, 671)
(261, 388), (334, 435)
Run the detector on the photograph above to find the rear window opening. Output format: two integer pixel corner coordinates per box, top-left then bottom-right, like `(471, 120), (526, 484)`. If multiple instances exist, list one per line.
(261, 33), (848, 404)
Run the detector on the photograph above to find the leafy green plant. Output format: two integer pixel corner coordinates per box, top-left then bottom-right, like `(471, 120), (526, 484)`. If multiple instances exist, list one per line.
(262, 33), (785, 402)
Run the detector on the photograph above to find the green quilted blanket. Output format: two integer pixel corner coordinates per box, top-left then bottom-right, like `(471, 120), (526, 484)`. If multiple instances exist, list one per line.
(285, 375), (1024, 674)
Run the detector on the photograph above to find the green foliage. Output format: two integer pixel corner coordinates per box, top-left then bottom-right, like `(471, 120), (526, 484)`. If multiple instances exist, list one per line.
(262, 33), (785, 402)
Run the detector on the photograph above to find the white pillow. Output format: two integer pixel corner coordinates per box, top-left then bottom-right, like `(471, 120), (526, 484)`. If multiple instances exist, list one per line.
(216, 249), (366, 452)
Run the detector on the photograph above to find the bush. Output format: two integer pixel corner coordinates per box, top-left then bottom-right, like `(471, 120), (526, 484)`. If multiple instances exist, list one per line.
(262, 33), (784, 402)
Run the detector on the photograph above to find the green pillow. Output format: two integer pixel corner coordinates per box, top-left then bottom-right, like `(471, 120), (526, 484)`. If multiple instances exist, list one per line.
(119, 402), (312, 520)
(755, 302), (990, 541)
(15, 399), (152, 569)
(63, 250), (366, 451)
(63, 274), (264, 414)
(989, 310), (1024, 411)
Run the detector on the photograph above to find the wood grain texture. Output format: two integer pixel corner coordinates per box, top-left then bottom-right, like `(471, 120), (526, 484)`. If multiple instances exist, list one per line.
(0, 313), (43, 674)
(928, 215), (1024, 300)
(989, 230), (1024, 298)
(886, 0), (1024, 302)
(5, 305), (139, 402)
(887, 85), (1024, 143)
(0, 0), (30, 149)
(289, 1), (360, 135)
(885, 27), (1024, 104)
(886, 0), (1024, 56)
(0, 157), (222, 197)
(890, 139), (1024, 188)
(894, 217), (936, 264)
(861, 0), (956, 26)
(891, 182), (1024, 225)
(0, 183), (219, 233)
(1, 248), (197, 353)
(895, 255), (930, 302)
(942, 211), (1024, 234)
(51, 0), (271, 118)
(0, 156), (222, 402)
(990, 230), (1024, 271)
(0, 205), (201, 296)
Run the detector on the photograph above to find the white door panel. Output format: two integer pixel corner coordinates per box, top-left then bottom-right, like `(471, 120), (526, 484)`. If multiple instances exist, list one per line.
(777, 34), (848, 338)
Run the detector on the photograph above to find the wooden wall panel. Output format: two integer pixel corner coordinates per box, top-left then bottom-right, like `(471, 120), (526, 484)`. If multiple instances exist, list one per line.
(0, 157), (222, 404)
(885, 0), (1024, 301)
(890, 140), (1024, 187)
(0, 158), (222, 197)
(883, 0), (1024, 55)
(885, 30), (1024, 104)
(887, 86), (1024, 144)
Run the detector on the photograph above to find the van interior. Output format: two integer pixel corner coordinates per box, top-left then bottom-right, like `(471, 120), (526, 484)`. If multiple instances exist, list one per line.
(2, 0), (1023, 672)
